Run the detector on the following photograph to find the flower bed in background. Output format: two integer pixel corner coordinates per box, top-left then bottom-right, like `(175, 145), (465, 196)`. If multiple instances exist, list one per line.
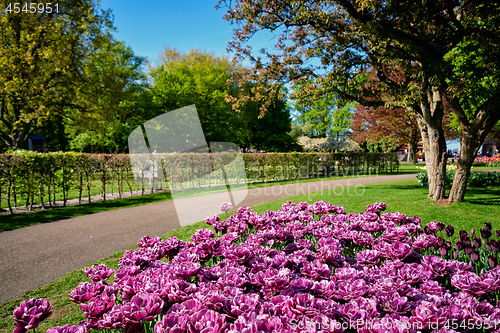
(13, 201), (500, 332)
(474, 156), (500, 168)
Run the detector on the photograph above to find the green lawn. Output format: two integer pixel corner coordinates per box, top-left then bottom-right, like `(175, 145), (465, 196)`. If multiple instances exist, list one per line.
(1, 178), (499, 332)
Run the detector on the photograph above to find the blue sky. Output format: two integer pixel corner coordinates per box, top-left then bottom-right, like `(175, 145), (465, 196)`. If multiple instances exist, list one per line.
(98, 0), (462, 151)
(99, 0), (273, 65)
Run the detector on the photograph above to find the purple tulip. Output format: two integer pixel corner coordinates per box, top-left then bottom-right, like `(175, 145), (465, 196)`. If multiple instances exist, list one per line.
(481, 228), (492, 240)
(204, 215), (220, 226)
(387, 242), (413, 260)
(488, 255), (497, 268)
(98, 304), (125, 330)
(375, 291), (411, 314)
(172, 261), (201, 280)
(155, 313), (189, 333)
(122, 293), (164, 324)
(187, 309), (227, 332)
(80, 293), (116, 326)
(419, 280), (445, 296)
(356, 250), (381, 266)
(83, 264), (114, 283)
(421, 255), (448, 278)
(70, 282), (105, 304)
(219, 202), (232, 213)
(165, 279), (198, 303)
(336, 279), (369, 301)
(365, 202), (387, 214)
(137, 235), (163, 248)
(13, 298), (52, 333)
(445, 225), (454, 237)
(47, 322), (86, 333)
(412, 234), (438, 250)
(471, 250), (480, 262)
(451, 271), (488, 297)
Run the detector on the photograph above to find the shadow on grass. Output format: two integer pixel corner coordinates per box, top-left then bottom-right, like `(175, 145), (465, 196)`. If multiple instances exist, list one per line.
(0, 192), (172, 233)
(463, 187), (500, 206)
(468, 199), (500, 206)
(368, 184), (424, 191)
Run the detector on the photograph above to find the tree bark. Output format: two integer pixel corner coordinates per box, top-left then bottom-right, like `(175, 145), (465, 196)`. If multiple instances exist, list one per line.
(448, 134), (479, 202)
(444, 89), (500, 202)
(408, 142), (418, 164)
(414, 77), (448, 201)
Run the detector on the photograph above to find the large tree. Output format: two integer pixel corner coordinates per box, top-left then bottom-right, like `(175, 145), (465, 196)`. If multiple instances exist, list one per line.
(149, 47), (297, 152)
(217, 0), (500, 202)
(0, 0), (114, 150)
(64, 39), (147, 152)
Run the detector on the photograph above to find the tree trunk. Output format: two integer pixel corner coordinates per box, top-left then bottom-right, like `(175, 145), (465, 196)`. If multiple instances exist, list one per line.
(448, 128), (486, 202)
(407, 142), (418, 164)
(442, 87), (500, 202)
(415, 79), (447, 200)
(424, 123), (447, 200)
(448, 138), (476, 202)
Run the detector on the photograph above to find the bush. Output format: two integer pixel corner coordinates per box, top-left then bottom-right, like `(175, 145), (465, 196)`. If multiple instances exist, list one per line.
(0, 152), (400, 211)
(416, 170), (500, 188)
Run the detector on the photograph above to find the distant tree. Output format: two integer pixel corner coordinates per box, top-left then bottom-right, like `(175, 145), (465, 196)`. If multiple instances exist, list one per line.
(0, 0), (114, 150)
(150, 47), (297, 152)
(293, 94), (354, 140)
(63, 39), (147, 152)
(352, 105), (420, 162)
(240, 97), (298, 152)
(149, 47), (246, 146)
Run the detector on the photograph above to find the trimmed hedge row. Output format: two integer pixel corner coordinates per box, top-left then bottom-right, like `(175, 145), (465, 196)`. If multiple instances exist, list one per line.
(0, 151), (399, 214)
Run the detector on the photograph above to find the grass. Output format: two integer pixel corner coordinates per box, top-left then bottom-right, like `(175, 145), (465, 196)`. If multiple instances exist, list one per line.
(1, 177), (499, 332)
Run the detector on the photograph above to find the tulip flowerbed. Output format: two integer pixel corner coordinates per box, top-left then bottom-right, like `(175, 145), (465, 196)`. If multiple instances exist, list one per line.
(474, 156), (500, 167)
(13, 201), (500, 333)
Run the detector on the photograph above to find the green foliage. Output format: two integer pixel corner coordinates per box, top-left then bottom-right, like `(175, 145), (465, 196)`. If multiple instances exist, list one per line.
(149, 47), (297, 152)
(149, 47), (245, 145)
(417, 171), (500, 188)
(0, 0), (115, 150)
(240, 96), (299, 152)
(468, 172), (500, 188)
(0, 151), (400, 214)
(64, 40), (148, 152)
(292, 93), (355, 141)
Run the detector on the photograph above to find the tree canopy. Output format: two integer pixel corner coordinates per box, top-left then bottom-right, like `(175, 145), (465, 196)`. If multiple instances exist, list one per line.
(0, 0), (115, 150)
(216, 0), (500, 201)
(149, 47), (297, 152)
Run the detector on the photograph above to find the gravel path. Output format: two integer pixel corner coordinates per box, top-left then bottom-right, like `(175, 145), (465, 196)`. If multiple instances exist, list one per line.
(0, 174), (415, 303)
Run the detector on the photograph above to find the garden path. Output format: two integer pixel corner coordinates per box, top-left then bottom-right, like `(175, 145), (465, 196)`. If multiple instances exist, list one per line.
(0, 173), (415, 303)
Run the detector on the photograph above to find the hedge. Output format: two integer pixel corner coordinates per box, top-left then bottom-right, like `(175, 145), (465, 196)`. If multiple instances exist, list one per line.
(0, 151), (399, 214)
